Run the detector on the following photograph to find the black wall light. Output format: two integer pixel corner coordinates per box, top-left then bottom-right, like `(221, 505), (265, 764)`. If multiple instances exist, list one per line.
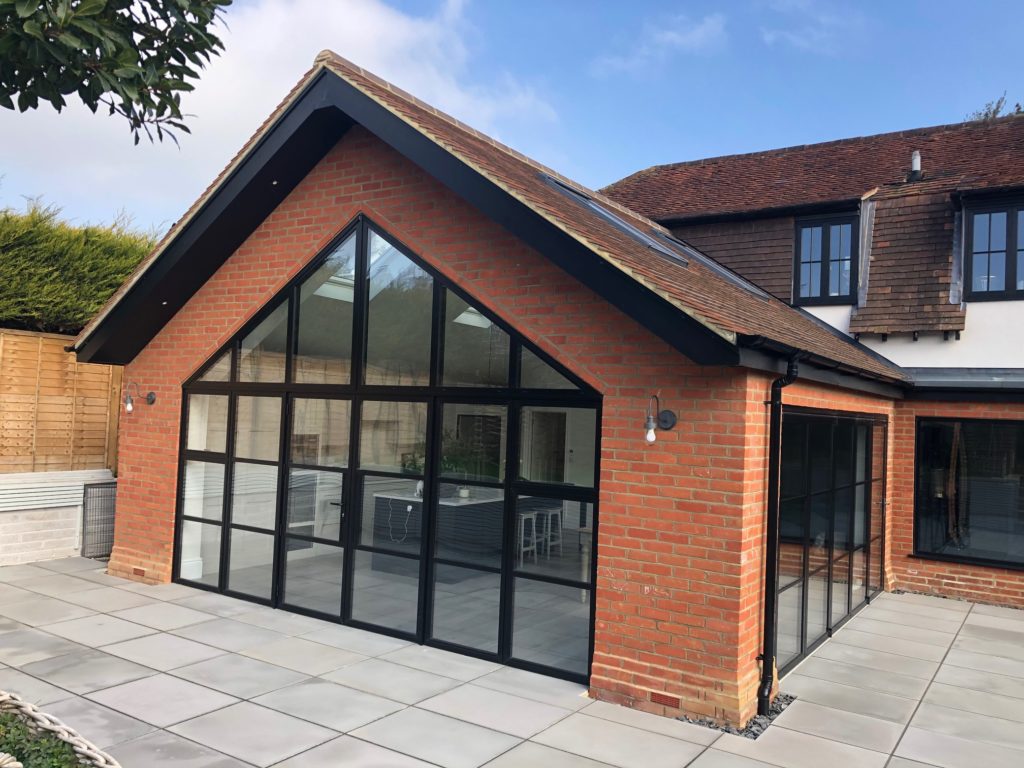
(644, 395), (677, 443)
(124, 382), (156, 413)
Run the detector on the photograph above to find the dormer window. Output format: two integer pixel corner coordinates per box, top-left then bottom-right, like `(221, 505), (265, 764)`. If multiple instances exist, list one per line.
(966, 203), (1024, 299)
(793, 215), (858, 305)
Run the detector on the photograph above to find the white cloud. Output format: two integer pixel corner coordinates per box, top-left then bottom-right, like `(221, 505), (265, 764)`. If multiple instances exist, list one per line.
(591, 13), (727, 76)
(0, 0), (556, 232)
(761, 0), (863, 54)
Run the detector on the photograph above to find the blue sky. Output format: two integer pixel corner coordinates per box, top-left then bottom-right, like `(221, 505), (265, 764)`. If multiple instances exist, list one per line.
(1, 0), (1022, 232)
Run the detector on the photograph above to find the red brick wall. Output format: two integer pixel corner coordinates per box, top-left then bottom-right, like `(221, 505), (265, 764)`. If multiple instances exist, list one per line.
(110, 125), (777, 724)
(890, 399), (1024, 605)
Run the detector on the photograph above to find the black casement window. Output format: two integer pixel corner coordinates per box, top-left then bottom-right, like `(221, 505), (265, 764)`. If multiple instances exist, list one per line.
(794, 216), (858, 305)
(915, 418), (1024, 569)
(965, 203), (1024, 300)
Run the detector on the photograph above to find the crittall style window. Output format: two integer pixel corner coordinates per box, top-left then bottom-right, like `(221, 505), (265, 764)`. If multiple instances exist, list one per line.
(916, 418), (1024, 569)
(794, 216), (858, 305)
(177, 216), (601, 681)
(966, 203), (1024, 299)
(776, 409), (886, 672)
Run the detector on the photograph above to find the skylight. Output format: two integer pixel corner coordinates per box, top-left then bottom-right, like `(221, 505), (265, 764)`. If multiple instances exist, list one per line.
(652, 232), (772, 301)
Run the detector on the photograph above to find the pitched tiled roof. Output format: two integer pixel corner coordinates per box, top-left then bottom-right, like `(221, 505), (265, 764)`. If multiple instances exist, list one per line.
(602, 117), (1024, 222)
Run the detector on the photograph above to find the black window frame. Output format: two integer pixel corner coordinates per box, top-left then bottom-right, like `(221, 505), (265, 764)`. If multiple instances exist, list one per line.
(792, 214), (859, 306)
(964, 199), (1024, 301)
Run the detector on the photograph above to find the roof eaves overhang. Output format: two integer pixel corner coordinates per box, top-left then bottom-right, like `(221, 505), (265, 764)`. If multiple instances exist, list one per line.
(655, 198), (863, 228)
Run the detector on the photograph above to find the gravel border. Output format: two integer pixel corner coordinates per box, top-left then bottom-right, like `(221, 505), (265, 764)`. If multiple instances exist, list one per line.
(676, 693), (796, 739)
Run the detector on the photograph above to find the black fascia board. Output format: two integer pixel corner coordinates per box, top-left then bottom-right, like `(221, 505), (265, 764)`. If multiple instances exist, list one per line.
(657, 199), (861, 228)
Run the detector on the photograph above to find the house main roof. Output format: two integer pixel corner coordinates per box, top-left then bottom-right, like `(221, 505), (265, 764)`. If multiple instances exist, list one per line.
(73, 52), (907, 387)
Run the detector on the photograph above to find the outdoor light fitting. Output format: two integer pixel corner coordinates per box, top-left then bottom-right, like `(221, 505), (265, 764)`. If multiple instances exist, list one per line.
(644, 395), (677, 443)
(124, 382), (156, 414)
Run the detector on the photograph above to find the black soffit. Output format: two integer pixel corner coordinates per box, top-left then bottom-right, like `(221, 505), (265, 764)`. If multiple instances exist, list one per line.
(74, 69), (740, 367)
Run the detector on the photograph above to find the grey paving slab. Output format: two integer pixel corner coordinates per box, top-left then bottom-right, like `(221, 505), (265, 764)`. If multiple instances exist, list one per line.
(484, 740), (617, 768)
(0, 583), (34, 605)
(782, 674), (918, 724)
(420, 683), (572, 738)
(171, 653), (308, 699)
(474, 666), (592, 710)
(581, 700), (719, 746)
(58, 585), (159, 612)
(895, 726), (1024, 768)
(0, 627), (86, 666)
(811, 641), (939, 680)
(271, 735), (436, 767)
(0, 564), (54, 583)
(934, 662), (1024, 699)
(924, 681), (1024, 723)
(963, 611), (1024, 633)
(714, 729), (889, 768)
(173, 617), (289, 652)
(969, 603), (1024, 622)
(856, 605), (963, 633)
(117, 580), (205, 600)
(174, 593), (262, 617)
(111, 601), (217, 630)
(102, 633), (225, 670)
(380, 644), (502, 681)
(88, 673), (238, 727)
(950, 633), (1024, 662)
(842, 617), (955, 648)
(911, 701), (1024, 753)
(299, 623), (413, 655)
(831, 628), (948, 662)
(885, 759), (939, 768)
(958, 622), (1024, 645)
(21, 648), (156, 694)
(686, 751), (778, 768)
(45, 696), (154, 750)
(242, 636), (366, 675)
(108, 730), (253, 768)
(41, 614), (155, 646)
(0, 667), (75, 705)
(532, 712), (704, 768)
(942, 648), (1024, 680)
(352, 707), (520, 768)
(322, 657), (461, 704)
(792, 657), (930, 699)
(232, 608), (330, 636)
(252, 678), (403, 732)
(0, 616), (25, 635)
(16, 573), (106, 597)
(873, 592), (970, 613)
(37, 557), (105, 574)
(75, 569), (135, 587)
(773, 699), (902, 753)
(0, 595), (95, 626)
(170, 702), (337, 768)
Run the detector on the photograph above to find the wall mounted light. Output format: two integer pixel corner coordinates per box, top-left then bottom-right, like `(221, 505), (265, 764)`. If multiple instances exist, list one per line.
(644, 395), (677, 443)
(124, 382), (156, 414)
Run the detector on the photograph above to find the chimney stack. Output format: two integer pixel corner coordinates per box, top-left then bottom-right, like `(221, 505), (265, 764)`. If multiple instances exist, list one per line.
(908, 150), (922, 182)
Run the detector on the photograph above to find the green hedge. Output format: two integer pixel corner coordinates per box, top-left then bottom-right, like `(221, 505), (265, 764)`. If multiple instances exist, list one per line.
(0, 712), (81, 768)
(0, 204), (154, 335)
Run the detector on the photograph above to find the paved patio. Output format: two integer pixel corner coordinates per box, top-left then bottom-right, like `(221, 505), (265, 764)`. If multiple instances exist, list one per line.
(0, 559), (1021, 767)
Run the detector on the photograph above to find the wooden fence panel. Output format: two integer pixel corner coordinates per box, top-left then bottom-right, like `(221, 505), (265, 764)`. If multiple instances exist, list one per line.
(0, 329), (122, 474)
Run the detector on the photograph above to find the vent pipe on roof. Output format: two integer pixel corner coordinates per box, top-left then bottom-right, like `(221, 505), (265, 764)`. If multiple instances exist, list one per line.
(907, 150), (923, 182)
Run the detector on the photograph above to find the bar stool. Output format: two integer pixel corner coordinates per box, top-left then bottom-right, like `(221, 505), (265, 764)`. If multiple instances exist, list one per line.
(517, 510), (539, 567)
(538, 505), (563, 560)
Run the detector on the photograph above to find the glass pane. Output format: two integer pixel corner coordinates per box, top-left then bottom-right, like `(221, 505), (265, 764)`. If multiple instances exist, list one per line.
(359, 400), (428, 474)
(991, 212), (1007, 251)
(834, 487), (853, 552)
(436, 483), (504, 567)
(198, 351), (231, 383)
(235, 396), (281, 462)
(834, 422), (854, 487)
(284, 541), (343, 617)
(228, 528), (274, 599)
(182, 460), (224, 521)
(807, 494), (830, 646)
(838, 259), (851, 295)
(520, 347), (576, 390)
(828, 260), (840, 296)
(972, 253), (990, 292)
(512, 579), (590, 676)
(810, 226), (822, 262)
(829, 226), (840, 267)
(855, 425), (868, 482)
(351, 550), (419, 634)
(973, 212), (989, 253)
(365, 229), (433, 386)
(800, 227), (811, 263)
(516, 496), (593, 584)
(287, 469), (343, 540)
(799, 263), (811, 298)
(179, 520), (220, 587)
(778, 582), (803, 669)
(808, 263), (821, 297)
(519, 406), (597, 487)
(1018, 251), (1024, 291)
(990, 252), (1006, 291)
(440, 404), (506, 483)
(779, 498), (805, 589)
(853, 485), (867, 546)
(781, 420), (806, 498)
(238, 303), (289, 383)
(840, 224), (852, 260)
(295, 234), (356, 384)
(359, 475), (422, 556)
(808, 421), (832, 493)
(443, 291), (510, 387)
(851, 548), (866, 610)
(831, 555), (850, 624)
(187, 394), (229, 453)
(291, 399), (350, 468)
(433, 565), (500, 652)
(231, 462), (278, 529)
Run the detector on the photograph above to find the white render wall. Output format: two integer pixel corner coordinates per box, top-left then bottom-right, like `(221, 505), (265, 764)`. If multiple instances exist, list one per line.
(0, 505), (81, 565)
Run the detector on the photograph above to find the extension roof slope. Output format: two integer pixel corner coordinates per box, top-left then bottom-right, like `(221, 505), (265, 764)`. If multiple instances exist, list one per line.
(602, 116), (1024, 222)
(74, 52), (906, 385)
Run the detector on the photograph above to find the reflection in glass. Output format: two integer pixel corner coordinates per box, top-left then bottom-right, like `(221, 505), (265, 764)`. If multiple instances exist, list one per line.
(851, 548), (866, 610)
(512, 579), (589, 675)
(231, 462), (278, 529)
(359, 476), (422, 555)
(436, 483), (504, 567)
(284, 542), (343, 616)
(440, 404), (506, 483)
(515, 496), (592, 583)
(433, 564), (499, 652)
(287, 470), (343, 540)
(778, 582), (803, 669)
(198, 351), (231, 383)
(831, 555), (850, 624)
(359, 400), (427, 474)
(187, 394), (229, 453)
(238, 303), (289, 383)
(182, 461), (224, 521)
(235, 396), (281, 462)
(779, 499), (805, 590)
(443, 291), (509, 387)
(520, 347), (576, 390)
(519, 406), (597, 487)
(351, 550), (418, 633)
(228, 528), (274, 599)
(179, 521), (221, 587)
(365, 230), (433, 386)
(295, 234), (356, 384)
(291, 399), (350, 468)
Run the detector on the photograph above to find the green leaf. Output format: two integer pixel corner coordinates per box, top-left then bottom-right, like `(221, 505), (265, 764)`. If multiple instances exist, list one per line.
(74, 0), (107, 17)
(0, 92), (13, 110)
(14, 0), (36, 19)
(22, 19), (44, 40)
